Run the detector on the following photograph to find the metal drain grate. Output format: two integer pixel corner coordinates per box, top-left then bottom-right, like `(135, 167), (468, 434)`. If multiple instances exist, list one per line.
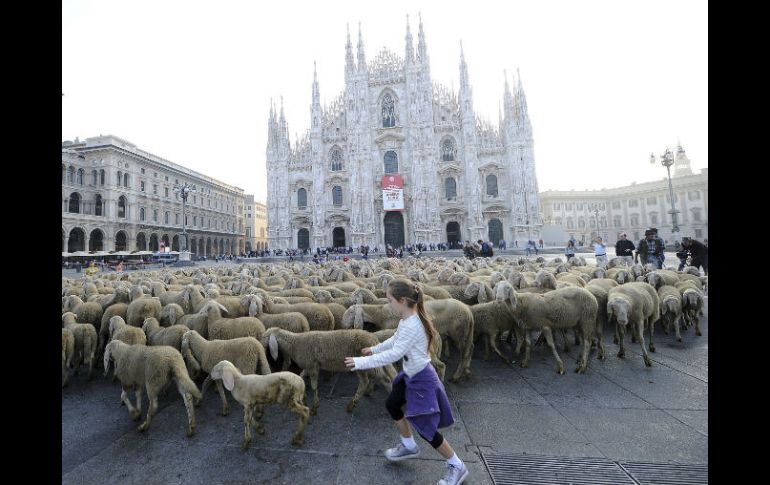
(619, 461), (708, 484)
(482, 453), (636, 485)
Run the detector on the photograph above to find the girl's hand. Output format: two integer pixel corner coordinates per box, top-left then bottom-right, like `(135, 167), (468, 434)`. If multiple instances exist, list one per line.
(344, 357), (356, 370)
(360, 347), (372, 356)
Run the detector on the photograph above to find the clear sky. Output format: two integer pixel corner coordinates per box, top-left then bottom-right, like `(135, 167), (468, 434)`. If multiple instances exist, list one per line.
(62, 0), (707, 203)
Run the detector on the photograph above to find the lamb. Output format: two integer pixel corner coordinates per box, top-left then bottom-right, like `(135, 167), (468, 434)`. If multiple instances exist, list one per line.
(242, 294), (311, 334)
(177, 301), (229, 338)
(209, 360), (310, 448)
(263, 327), (396, 415)
(644, 270), (681, 290)
(463, 281), (496, 304)
(181, 330), (271, 416)
(103, 340), (201, 436)
(160, 303), (185, 327)
(63, 295), (104, 329)
(262, 297), (336, 332)
(142, 317), (187, 351)
(495, 281), (597, 374)
(679, 287), (705, 336)
(657, 285), (685, 342)
(371, 328), (446, 382)
(125, 296), (162, 327)
(98, 303), (129, 357)
(606, 267), (631, 285)
(607, 282), (661, 367)
(109, 316), (148, 346)
(61, 312), (98, 379)
(208, 316), (266, 341)
(62, 328), (75, 387)
(469, 297), (517, 362)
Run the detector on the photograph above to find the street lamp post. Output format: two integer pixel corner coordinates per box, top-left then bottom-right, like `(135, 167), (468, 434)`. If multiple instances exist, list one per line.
(593, 206), (600, 240)
(173, 182), (196, 262)
(650, 149), (680, 236)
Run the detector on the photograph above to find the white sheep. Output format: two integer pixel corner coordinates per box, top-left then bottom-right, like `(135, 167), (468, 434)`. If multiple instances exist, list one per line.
(62, 312), (98, 379)
(62, 328), (75, 387)
(142, 317), (187, 351)
(208, 316), (266, 341)
(109, 316), (148, 347)
(607, 282), (661, 367)
(209, 360), (310, 448)
(103, 340), (201, 436)
(657, 285), (685, 342)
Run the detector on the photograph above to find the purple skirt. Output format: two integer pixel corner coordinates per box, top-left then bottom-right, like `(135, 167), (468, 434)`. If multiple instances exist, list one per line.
(393, 363), (455, 441)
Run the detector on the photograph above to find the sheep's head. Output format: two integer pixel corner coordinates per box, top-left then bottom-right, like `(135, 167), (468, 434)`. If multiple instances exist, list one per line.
(315, 290), (332, 303)
(449, 273), (470, 286)
(593, 268), (607, 279)
(607, 297), (630, 326)
(353, 305), (365, 330)
(580, 273), (592, 283)
(488, 272), (505, 287)
(535, 271), (556, 290)
(210, 360), (237, 391)
(141, 317), (159, 334)
(262, 328), (283, 361)
(103, 340), (120, 376)
(661, 296), (680, 316)
(61, 312), (77, 327)
(645, 272), (661, 289)
(494, 281), (519, 313)
(614, 270), (628, 284)
(350, 288), (371, 305)
(463, 281), (481, 299)
(108, 316), (126, 341)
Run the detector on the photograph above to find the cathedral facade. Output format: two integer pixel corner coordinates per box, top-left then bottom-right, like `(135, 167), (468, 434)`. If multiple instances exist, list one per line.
(266, 17), (542, 250)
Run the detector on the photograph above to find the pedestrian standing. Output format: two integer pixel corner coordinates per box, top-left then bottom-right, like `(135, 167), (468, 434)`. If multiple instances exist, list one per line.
(614, 233), (635, 266)
(591, 236), (608, 266)
(565, 239), (576, 261)
(345, 280), (469, 485)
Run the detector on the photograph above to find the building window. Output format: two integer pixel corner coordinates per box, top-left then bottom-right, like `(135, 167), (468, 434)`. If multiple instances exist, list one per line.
(118, 196), (126, 218)
(692, 209), (701, 222)
(92, 170), (98, 185)
(193, 216), (197, 226)
(165, 187), (169, 197)
(590, 217), (596, 228)
(630, 214), (639, 226)
(153, 209), (158, 222)
(175, 213), (179, 225)
(332, 186), (343, 207)
(650, 213), (658, 225)
(153, 184), (157, 195)
(330, 147), (343, 171)
(578, 217), (586, 229)
(94, 194), (102, 216)
(76, 169), (84, 185)
(100, 169), (105, 185)
(154, 172), (157, 178)
(140, 208), (146, 221)
(117, 171), (122, 186)
(165, 211), (169, 224)
(165, 175), (168, 181)
(260, 228), (265, 237)
(486, 174), (498, 197)
(689, 190), (701, 201)
(141, 168), (145, 174)
(634, 231), (640, 241)
(553, 203), (561, 210)
(68, 192), (81, 213)
(613, 216), (622, 227)
(384, 151), (398, 173)
(381, 93), (396, 128)
(600, 216), (607, 227)
(628, 199), (639, 208)
(567, 217), (574, 229)
(298, 188), (307, 208)
(445, 178), (457, 200)
(441, 138), (456, 162)
(123, 173), (129, 187)
(577, 203), (583, 210)
(612, 201), (621, 209)
(600, 203), (606, 210)
(647, 196), (657, 205)
(141, 181), (145, 192)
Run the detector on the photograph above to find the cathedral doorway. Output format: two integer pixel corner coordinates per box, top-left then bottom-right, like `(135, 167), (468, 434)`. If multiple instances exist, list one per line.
(333, 227), (346, 248)
(297, 228), (310, 250)
(488, 218), (504, 246)
(384, 212), (405, 248)
(446, 222), (461, 248)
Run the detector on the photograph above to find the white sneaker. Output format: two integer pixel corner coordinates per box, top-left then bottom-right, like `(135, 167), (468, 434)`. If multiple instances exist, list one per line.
(384, 443), (420, 461)
(437, 462), (469, 485)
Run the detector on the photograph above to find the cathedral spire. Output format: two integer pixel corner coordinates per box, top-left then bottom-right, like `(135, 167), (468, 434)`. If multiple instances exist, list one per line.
(357, 22), (366, 71)
(417, 12), (428, 63)
(345, 23), (355, 78)
(312, 61), (320, 105)
(515, 67), (529, 119)
(503, 69), (513, 121)
(459, 40), (469, 89)
(405, 14), (414, 64)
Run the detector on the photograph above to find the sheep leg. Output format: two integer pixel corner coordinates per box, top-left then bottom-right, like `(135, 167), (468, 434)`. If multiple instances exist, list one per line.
(575, 325), (592, 374)
(617, 324), (626, 359)
(442, 337), (451, 359)
(541, 328), (565, 374)
(520, 331), (532, 368)
(290, 400), (310, 447)
(595, 323), (606, 361)
(241, 405), (253, 450)
(560, 329), (570, 353)
(482, 334), (491, 361)
(647, 317), (656, 353)
(574, 328), (580, 346)
(252, 404), (265, 434)
(137, 393), (159, 432)
(215, 380), (230, 416)
(693, 310), (702, 336)
(674, 315), (683, 342)
(489, 333), (512, 364)
(348, 373), (370, 413)
(635, 319), (652, 367)
(308, 367), (320, 416)
(198, 375), (213, 405)
(135, 387), (143, 415)
(176, 381), (197, 438)
(122, 386), (141, 420)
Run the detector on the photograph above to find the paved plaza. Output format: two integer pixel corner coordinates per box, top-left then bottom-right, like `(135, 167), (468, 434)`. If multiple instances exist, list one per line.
(62, 255), (707, 484)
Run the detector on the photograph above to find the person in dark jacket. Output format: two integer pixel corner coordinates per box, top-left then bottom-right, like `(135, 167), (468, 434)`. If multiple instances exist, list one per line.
(681, 236), (708, 275)
(636, 229), (664, 268)
(615, 233), (636, 266)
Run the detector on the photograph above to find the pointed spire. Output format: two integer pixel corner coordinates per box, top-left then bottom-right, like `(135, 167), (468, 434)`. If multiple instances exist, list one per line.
(503, 69), (513, 121)
(357, 22), (366, 70)
(279, 96), (285, 124)
(405, 14), (414, 64)
(514, 67), (529, 119)
(459, 40), (469, 89)
(345, 23), (355, 77)
(312, 61), (320, 105)
(417, 12), (428, 62)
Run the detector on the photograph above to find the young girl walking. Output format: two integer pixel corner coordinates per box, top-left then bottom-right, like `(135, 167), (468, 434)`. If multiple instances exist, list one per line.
(344, 279), (469, 485)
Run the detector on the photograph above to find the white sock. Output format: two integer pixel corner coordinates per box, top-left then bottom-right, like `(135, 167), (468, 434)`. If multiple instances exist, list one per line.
(401, 435), (417, 450)
(447, 453), (463, 468)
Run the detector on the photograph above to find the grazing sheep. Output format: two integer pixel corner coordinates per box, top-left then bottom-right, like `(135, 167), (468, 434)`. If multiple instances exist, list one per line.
(142, 317), (187, 351)
(495, 281), (597, 374)
(62, 328), (75, 387)
(62, 312), (98, 379)
(264, 327), (396, 415)
(181, 330), (271, 416)
(607, 282), (660, 367)
(109, 316), (147, 347)
(209, 360), (310, 448)
(103, 340), (201, 436)
(657, 286), (685, 342)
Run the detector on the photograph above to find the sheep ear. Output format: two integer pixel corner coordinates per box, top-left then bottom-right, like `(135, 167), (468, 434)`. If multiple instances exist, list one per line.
(103, 342), (112, 376)
(268, 334), (279, 361)
(221, 367), (235, 391)
(217, 302), (229, 315)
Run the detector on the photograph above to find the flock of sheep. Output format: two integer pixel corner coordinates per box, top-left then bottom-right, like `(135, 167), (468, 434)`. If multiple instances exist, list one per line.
(62, 254), (707, 449)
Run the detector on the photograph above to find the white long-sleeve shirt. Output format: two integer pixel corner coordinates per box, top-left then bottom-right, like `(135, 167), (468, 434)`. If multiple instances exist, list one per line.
(352, 313), (431, 377)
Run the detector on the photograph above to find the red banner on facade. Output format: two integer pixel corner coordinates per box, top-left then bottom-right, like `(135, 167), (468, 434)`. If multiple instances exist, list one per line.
(381, 174), (403, 189)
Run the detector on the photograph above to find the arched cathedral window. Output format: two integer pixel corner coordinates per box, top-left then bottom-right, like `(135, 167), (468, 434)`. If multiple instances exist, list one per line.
(384, 151), (398, 174)
(445, 178), (457, 200)
(486, 174), (498, 197)
(330, 147), (343, 171)
(332, 186), (343, 207)
(297, 188), (307, 209)
(381, 93), (396, 128)
(441, 138), (456, 162)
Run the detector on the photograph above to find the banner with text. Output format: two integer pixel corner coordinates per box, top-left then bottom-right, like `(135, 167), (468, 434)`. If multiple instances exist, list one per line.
(381, 175), (404, 211)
